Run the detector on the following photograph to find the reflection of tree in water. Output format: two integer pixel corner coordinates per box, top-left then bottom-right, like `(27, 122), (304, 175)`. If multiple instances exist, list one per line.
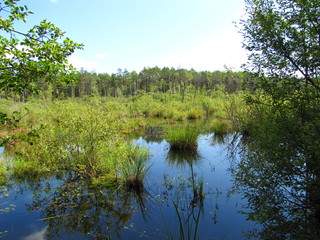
(23, 172), (149, 240)
(232, 137), (320, 240)
(144, 126), (164, 143)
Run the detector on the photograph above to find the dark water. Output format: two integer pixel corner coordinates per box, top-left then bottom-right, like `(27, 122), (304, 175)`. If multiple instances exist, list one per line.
(0, 133), (258, 240)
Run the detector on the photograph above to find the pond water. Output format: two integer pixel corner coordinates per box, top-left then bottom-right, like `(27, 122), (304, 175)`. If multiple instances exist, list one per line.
(0, 132), (259, 239)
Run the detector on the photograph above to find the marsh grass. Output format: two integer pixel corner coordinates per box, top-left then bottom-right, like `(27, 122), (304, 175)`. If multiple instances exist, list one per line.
(161, 198), (201, 240)
(210, 119), (232, 135)
(0, 162), (6, 185)
(120, 145), (149, 192)
(186, 109), (203, 120)
(1, 100), (150, 185)
(163, 203), (201, 240)
(11, 157), (51, 179)
(165, 125), (200, 151)
(0, 92), (242, 184)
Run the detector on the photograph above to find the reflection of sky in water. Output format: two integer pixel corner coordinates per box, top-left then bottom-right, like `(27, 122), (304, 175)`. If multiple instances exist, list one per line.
(131, 133), (258, 240)
(23, 227), (47, 240)
(0, 134), (259, 240)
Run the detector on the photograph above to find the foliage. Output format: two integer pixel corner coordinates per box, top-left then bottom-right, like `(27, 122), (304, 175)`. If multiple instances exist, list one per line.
(0, 0), (82, 146)
(235, 0), (320, 238)
(0, 0), (83, 95)
(3, 66), (251, 101)
(241, 0), (319, 87)
(233, 121), (320, 239)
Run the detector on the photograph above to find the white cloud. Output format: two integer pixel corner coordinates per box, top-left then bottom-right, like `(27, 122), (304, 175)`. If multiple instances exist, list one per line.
(155, 27), (247, 71)
(68, 55), (100, 72)
(67, 27), (247, 74)
(50, 0), (59, 3)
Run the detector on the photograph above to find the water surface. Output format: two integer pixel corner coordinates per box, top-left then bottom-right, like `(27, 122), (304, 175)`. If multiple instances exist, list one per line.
(0, 133), (258, 239)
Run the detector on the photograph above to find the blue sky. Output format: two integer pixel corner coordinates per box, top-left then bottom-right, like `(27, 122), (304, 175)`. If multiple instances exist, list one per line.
(21, 0), (247, 73)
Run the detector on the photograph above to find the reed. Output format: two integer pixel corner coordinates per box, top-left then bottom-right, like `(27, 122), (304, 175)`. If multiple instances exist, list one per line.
(162, 200), (201, 240)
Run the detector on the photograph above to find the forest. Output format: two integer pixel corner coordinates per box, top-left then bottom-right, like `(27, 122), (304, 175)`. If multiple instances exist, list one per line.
(4, 66), (251, 101)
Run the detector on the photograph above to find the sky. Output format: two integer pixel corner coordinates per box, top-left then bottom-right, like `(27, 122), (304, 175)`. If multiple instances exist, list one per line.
(20, 0), (247, 74)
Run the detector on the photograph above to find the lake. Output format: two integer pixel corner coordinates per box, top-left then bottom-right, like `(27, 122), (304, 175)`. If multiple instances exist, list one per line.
(0, 132), (259, 239)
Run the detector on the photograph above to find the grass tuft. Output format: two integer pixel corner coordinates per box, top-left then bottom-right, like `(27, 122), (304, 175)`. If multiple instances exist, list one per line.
(210, 119), (232, 135)
(186, 109), (202, 120)
(120, 145), (149, 192)
(166, 125), (200, 151)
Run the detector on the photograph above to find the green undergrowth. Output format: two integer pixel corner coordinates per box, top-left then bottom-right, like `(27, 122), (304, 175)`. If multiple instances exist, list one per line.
(1, 100), (149, 187)
(0, 91), (247, 185)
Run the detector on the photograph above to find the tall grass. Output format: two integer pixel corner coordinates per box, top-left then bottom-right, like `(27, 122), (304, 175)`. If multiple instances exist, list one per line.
(210, 119), (232, 135)
(186, 109), (202, 120)
(165, 125), (200, 151)
(120, 144), (149, 192)
(0, 162), (6, 185)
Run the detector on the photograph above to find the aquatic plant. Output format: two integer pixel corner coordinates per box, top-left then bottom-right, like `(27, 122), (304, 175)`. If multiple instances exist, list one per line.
(11, 157), (51, 179)
(0, 162), (7, 185)
(120, 145), (149, 192)
(186, 109), (202, 120)
(210, 119), (232, 135)
(161, 175), (204, 240)
(162, 201), (201, 240)
(165, 125), (200, 151)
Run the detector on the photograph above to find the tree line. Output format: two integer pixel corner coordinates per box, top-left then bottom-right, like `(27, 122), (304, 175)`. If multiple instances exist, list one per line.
(42, 67), (255, 100)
